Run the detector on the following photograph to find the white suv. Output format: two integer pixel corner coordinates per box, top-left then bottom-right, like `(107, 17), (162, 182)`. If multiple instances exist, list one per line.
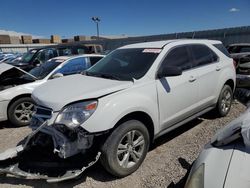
(0, 40), (236, 182)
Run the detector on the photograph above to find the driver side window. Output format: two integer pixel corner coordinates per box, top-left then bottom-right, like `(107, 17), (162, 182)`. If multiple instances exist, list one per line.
(161, 46), (193, 71)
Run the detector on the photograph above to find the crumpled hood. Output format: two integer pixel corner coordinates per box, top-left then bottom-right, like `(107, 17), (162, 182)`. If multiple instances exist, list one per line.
(32, 74), (133, 111)
(0, 63), (36, 79)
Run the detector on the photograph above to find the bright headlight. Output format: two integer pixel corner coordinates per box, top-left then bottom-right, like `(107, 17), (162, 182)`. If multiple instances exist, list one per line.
(185, 163), (204, 188)
(55, 100), (97, 129)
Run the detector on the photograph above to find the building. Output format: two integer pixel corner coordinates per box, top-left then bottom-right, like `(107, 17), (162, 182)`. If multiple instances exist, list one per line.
(21, 35), (32, 44)
(32, 39), (51, 44)
(51, 35), (61, 43)
(62, 38), (75, 43)
(0, 35), (20, 44)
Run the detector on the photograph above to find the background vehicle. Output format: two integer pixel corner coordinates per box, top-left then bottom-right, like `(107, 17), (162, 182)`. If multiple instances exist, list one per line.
(0, 54), (104, 126)
(227, 44), (250, 89)
(185, 91), (250, 188)
(227, 43), (250, 74)
(9, 44), (91, 71)
(0, 39), (236, 182)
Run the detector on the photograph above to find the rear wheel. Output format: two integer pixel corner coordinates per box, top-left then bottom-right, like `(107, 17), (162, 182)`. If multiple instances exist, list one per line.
(216, 85), (233, 117)
(100, 120), (150, 177)
(8, 97), (35, 127)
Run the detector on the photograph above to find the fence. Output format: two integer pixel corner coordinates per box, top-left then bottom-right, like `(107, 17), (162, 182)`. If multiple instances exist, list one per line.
(1, 26), (250, 53)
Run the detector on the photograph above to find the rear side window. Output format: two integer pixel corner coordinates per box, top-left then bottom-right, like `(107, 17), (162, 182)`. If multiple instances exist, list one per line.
(162, 46), (192, 71)
(213, 44), (231, 57)
(191, 45), (218, 67)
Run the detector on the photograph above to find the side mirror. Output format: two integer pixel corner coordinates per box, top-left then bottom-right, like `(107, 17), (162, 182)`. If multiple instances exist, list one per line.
(51, 73), (64, 79)
(157, 66), (182, 78)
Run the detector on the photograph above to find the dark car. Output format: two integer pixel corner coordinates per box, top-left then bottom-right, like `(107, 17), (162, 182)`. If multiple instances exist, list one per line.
(10, 44), (91, 71)
(227, 43), (250, 74)
(227, 44), (250, 88)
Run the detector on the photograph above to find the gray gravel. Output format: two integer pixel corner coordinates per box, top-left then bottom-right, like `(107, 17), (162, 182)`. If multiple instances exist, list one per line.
(0, 101), (245, 188)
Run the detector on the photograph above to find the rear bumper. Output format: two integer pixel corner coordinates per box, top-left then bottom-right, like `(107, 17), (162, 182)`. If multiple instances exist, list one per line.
(0, 100), (9, 122)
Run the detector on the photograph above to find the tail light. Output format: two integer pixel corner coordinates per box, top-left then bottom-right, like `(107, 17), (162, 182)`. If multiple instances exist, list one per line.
(233, 60), (237, 69)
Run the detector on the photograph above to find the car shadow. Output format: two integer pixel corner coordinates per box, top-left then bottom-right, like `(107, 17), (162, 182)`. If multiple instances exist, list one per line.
(0, 116), (207, 187)
(151, 118), (203, 150)
(0, 121), (15, 129)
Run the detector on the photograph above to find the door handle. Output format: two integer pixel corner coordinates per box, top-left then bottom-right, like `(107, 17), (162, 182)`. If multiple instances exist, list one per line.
(189, 76), (196, 82)
(216, 66), (221, 71)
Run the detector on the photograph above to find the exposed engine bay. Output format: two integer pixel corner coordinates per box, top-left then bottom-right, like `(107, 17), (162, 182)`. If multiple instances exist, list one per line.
(0, 120), (102, 182)
(0, 66), (35, 91)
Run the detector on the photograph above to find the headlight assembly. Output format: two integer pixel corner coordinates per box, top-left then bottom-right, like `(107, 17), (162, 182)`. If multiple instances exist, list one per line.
(185, 163), (204, 188)
(55, 100), (97, 129)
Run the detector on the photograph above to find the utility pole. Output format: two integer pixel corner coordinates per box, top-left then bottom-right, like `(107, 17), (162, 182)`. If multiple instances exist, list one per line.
(91, 17), (101, 40)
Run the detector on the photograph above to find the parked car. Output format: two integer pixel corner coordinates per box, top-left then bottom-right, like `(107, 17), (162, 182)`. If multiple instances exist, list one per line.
(0, 53), (16, 63)
(9, 44), (91, 71)
(185, 93), (250, 188)
(227, 44), (250, 88)
(0, 54), (104, 126)
(0, 39), (235, 182)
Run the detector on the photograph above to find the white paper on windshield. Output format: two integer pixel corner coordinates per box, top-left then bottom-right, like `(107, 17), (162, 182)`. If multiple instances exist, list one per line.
(142, 49), (162, 53)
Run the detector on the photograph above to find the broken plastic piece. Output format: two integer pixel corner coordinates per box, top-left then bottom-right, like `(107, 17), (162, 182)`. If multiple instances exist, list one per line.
(0, 152), (101, 183)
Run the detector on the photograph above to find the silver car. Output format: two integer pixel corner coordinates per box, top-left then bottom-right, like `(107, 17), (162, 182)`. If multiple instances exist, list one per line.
(185, 100), (250, 188)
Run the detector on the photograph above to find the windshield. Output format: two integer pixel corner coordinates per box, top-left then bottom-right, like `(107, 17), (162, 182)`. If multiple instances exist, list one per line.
(28, 59), (63, 79)
(86, 48), (160, 80)
(21, 49), (37, 63)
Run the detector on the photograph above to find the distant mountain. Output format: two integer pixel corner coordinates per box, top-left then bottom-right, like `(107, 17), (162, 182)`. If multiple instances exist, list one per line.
(0, 29), (43, 39)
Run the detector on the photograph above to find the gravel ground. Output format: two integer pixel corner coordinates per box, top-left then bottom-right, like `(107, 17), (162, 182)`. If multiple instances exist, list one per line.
(0, 101), (246, 188)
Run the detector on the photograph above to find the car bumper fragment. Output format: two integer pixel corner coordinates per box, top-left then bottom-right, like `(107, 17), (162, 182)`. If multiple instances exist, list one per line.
(0, 120), (102, 182)
(0, 150), (101, 183)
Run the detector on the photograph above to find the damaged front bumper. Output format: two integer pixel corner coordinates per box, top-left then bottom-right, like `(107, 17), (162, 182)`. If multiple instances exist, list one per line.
(0, 121), (102, 183)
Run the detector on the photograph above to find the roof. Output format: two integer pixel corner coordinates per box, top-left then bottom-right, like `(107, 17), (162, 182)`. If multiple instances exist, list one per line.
(51, 54), (105, 61)
(119, 39), (221, 49)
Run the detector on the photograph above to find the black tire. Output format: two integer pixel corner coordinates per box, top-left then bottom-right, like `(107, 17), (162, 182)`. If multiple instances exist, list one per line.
(8, 97), (35, 127)
(100, 120), (150, 177)
(216, 85), (233, 117)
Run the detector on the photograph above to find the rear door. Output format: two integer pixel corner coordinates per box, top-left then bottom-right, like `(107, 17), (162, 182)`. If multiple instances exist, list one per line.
(189, 44), (220, 108)
(156, 45), (199, 130)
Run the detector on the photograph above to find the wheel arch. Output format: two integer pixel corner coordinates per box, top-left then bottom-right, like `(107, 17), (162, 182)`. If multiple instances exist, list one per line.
(7, 94), (32, 114)
(224, 79), (235, 92)
(112, 111), (155, 144)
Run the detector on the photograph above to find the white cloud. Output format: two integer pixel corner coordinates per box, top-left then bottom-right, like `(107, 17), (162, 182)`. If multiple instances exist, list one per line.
(0, 29), (44, 39)
(229, 8), (240, 12)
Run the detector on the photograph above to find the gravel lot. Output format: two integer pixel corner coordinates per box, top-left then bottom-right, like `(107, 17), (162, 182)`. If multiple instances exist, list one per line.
(0, 101), (245, 188)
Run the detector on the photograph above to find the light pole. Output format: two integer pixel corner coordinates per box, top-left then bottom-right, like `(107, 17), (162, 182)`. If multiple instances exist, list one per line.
(92, 16), (100, 40)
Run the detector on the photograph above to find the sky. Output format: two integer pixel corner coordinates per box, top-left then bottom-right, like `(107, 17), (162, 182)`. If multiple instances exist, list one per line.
(0, 0), (249, 38)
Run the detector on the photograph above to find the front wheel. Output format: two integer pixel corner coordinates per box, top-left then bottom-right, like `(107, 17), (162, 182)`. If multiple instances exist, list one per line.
(8, 97), (35, 127)
(216, 85), (233, 117)
(100, 120), (150, 177)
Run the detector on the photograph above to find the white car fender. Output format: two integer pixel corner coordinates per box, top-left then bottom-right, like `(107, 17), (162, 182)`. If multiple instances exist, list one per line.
(82, 82), (160, 134)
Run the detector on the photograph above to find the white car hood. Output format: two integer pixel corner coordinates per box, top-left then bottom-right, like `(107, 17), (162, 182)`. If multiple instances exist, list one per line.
(32, 74), (133, 111)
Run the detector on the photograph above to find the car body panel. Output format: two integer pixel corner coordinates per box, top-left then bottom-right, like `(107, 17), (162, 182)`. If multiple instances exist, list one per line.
(224, 145), (250, 188)
(32, 74), (133, 111)
(189, 143), (234, 188)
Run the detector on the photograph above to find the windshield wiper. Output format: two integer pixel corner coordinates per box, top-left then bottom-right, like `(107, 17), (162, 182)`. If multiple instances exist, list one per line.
(85, 71), (121, 80)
